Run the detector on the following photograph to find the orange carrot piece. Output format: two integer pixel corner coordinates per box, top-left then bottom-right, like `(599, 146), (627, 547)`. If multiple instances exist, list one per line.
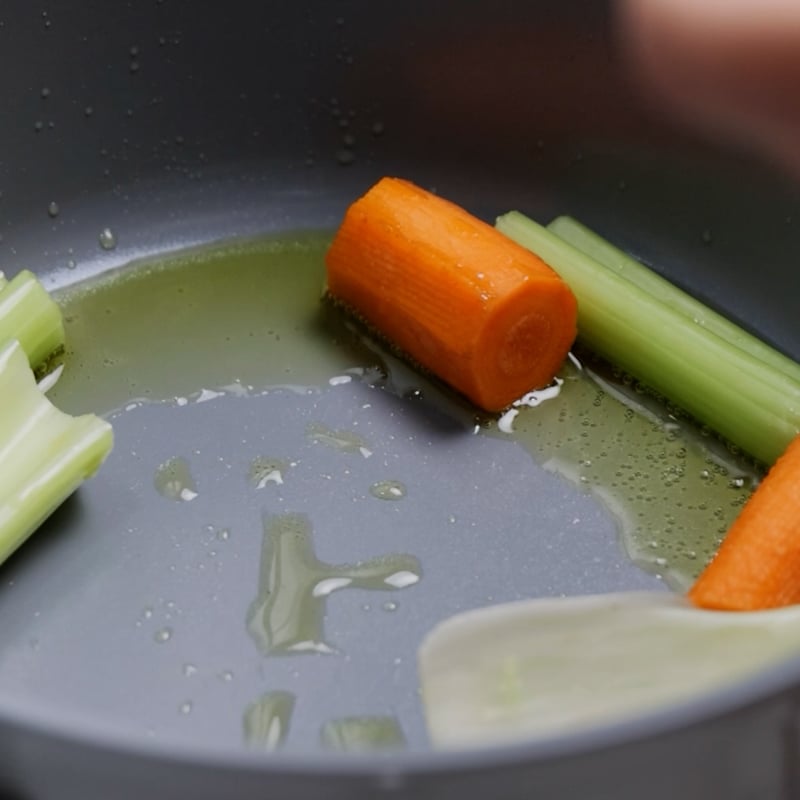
(688, 434), (800, 610)
(325, 178), (578, 411)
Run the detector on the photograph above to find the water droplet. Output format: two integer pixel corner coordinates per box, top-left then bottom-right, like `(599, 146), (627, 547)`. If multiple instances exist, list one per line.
(216, 527), (230, 541)
(182, 663), (197, 677)
(98, 227), (117, 250)
(47, 201), (59, 218)
(40, 87), (51, 99)
(369, 480), (407, 501)
(336, 148), (355, 166)
(66, 259), (76, 269)
(34, 120), (44, 133)
(219, 669), (234, 682)
(129, 45), (140, 57)
(129, 61), (140, 74)
(178, 700), (193, 715)
(371, 120), (385, 136)
(84, 106), (94, 117)
(383, 601), (398, 612)
(154, 627), (172, 643)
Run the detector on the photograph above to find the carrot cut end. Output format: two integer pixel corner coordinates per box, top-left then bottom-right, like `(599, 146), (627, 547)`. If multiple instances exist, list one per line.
(324, 178), (578, 411)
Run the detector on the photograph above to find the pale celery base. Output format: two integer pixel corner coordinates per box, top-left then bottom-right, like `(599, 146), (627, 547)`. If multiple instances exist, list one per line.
(420, 592), (800, 748)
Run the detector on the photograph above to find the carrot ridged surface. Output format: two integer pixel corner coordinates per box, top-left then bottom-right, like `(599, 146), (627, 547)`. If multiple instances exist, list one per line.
(325, 178), (577, 411)
(688, 434), (800, 610)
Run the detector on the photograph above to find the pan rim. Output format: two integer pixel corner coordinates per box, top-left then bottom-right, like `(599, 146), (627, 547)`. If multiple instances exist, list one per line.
(2, 641), (799, 778)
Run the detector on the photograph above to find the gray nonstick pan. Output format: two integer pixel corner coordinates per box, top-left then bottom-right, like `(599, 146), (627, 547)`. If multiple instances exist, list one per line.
(3, 2), (800, 799)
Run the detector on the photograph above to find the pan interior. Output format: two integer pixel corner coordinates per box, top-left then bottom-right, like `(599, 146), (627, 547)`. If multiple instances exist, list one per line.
(0, 159), (773, 756)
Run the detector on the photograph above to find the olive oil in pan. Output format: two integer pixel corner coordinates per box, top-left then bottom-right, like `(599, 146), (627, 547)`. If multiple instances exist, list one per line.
(243, 690), (296, 750)
(320, 716), (406, 752)
(52, 232), (760, 593)
(306, 422), (373, 457)
(154, 456), (199, 502)
(246, 512), (421, 656)
(49, 232), (380, 416)
(248, 457), (291, 488)
(369, 480), (408, 501)
(499, 356), (761, 589)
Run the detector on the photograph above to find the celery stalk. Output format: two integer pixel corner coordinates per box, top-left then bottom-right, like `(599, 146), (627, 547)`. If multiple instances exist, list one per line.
(0, 340), (113, 565)
(496, 211), (800, 465)
(419, 592), (800, 748)
(548, 215), (800, 385)
(0, 270), (65, 369)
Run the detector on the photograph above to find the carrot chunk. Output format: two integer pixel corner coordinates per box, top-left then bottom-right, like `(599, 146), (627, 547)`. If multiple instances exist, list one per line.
(689, 434), (800, 610)
(325, 178), (577, 411)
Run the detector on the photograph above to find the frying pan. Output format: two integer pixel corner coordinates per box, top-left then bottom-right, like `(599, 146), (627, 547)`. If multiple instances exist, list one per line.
(2, 1), (800, 798)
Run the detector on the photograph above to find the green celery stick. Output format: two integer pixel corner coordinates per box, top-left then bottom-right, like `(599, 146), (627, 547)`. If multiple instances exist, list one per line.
(0, 339), (113, 565)
(496, 211), (800, 465)
(0, 270), (65, 369)
(548, 215), (800, 385)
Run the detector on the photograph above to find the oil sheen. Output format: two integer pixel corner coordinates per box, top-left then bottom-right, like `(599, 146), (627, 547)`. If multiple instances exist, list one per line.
(50, 232), (762, 591)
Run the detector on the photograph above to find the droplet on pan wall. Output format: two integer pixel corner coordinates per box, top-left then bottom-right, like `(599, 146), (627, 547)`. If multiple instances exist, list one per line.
(98, 228), (117, 250)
